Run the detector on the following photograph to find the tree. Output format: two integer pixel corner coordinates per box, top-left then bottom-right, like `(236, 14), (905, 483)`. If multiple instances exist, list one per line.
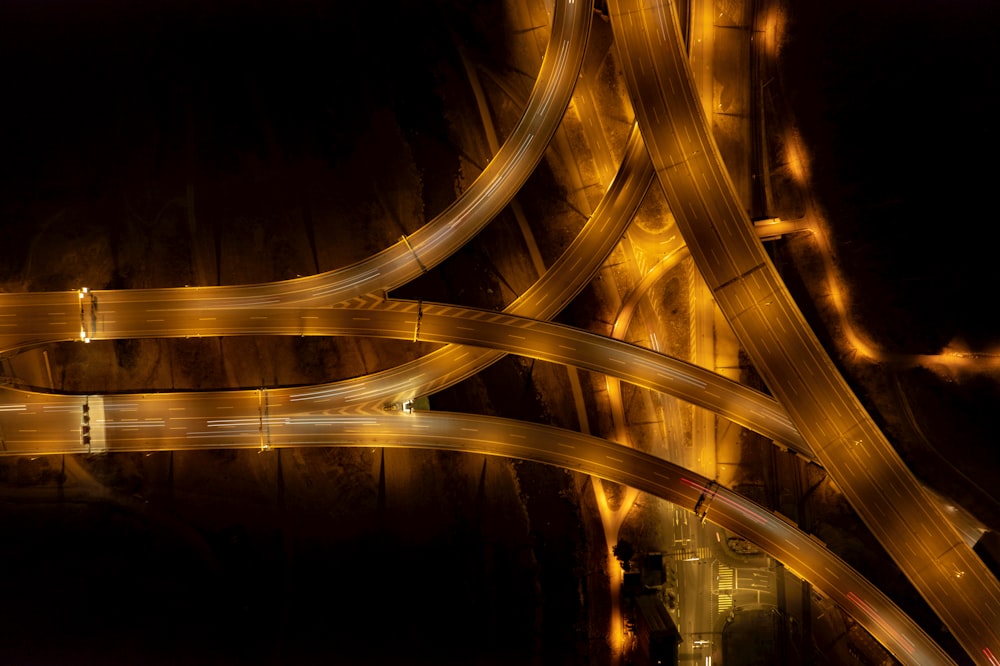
(613, 538), (634, 572)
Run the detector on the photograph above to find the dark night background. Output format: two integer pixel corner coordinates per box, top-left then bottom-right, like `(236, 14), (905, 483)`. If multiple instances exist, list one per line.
(1, 0), (999, 664)
(0, 2), (559, 665)
(780, 0), (1000, 532)
(782, 0), (1000, 353)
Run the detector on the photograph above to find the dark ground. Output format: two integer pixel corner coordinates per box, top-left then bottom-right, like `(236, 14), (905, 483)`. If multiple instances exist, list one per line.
(781, 0), (1000, 353)
(778, 0), (1000, 526)
(0, 1), (593, 664)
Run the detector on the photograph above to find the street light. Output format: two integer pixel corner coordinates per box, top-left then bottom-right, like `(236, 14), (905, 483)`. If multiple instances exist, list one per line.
(78, 288), (91, 342)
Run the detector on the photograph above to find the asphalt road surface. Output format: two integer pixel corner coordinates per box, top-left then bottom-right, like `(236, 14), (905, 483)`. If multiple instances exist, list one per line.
(0, 0), (990, 662)
(608, 0), (1000, 662)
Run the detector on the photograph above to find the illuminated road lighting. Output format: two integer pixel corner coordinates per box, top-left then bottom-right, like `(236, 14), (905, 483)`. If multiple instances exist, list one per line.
(847, 591), (915, 655)
(100, 419), (164, 429)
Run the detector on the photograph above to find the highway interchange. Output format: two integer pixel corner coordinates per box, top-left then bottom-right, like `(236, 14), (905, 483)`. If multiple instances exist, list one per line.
(608, 0), (1000, 663)
(1, 0), (997, 664)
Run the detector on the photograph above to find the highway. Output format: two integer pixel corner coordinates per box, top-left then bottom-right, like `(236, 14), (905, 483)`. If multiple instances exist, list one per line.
(608, 0), (1000, 662)
(0, 0), (988, 662)
(0, 299), (802, 451)
(3, 292), (980, 543)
